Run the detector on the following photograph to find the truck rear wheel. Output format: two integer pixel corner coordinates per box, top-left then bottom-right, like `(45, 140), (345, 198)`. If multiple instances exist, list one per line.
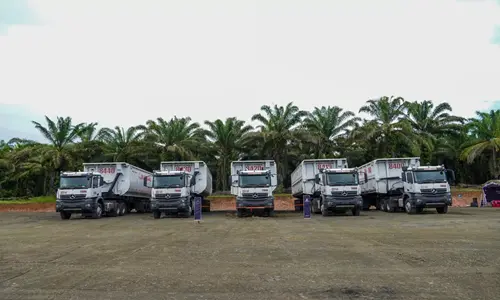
(118, 203), (126, 216)
(60, 211), (71, 220)
(436, 206), (448, 214)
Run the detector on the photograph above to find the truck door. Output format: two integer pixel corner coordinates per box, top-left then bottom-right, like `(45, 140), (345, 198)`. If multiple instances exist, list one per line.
(405, 172), (414, 194)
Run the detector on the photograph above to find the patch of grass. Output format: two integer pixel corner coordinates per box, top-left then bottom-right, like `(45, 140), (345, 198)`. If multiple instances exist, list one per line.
(451, 187), (482, 192)
(0, 196), (56, 205)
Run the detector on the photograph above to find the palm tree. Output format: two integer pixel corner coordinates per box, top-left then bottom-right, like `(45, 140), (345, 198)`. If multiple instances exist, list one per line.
(204, 118), (253, 191)
(251, 102), (307, 186)
(358, 96), (417, 157)
(404, 100), (464, 162)
(31, 116), (84, 191)
(460, 110), (500, 178)
(141, 117), (204, 161)
(302, 106), (360, 158)
(100, 126), (145, 162)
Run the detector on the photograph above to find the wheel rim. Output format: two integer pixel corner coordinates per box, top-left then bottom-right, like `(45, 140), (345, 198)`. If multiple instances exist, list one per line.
(405, 201), (411, 212)
(321, 204), (325, 213)
(387, 203), (390, 211)
(97, 205), (102, 216)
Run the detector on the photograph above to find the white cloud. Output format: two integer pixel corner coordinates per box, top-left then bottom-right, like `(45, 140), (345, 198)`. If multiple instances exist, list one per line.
(0, 0), (499, 130)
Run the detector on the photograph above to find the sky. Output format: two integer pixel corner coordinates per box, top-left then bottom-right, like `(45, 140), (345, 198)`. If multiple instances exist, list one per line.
(1, 0), (499, 141)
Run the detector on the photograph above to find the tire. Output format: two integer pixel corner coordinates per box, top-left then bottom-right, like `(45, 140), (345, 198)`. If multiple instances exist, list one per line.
(118, 203), (125, 216)
(92, 203), (103, 219)
(321, 204), (329, 216)
(268, 209), (275, 217)
(108, 205), (118, 217)
(60, 211), (71, 220)
(352, 207), (360, 216)
(376, 199), (382, 210)
(416, 207), (424, 214)
(386, 201), (392, 213)
(237, 209), (244, 218)
(405, 199), (416, 215)
(436, 206), (448, 214)
(153, 210), (161, 219)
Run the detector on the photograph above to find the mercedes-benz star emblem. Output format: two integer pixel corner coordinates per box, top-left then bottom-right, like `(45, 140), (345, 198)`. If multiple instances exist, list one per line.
(166, 194), (170, 199)
(252, 193), (258, 198)
(431, 189), (437, 194)
(341, 192), (348, 196)
(70, 194), (75, 199)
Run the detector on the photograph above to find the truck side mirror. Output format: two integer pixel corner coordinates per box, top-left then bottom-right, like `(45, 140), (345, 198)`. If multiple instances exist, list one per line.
(190, 176), (196, 186)
(143, 177), (148, 187)
(447, 170), (456, 185)
(314, 175), (320, 184)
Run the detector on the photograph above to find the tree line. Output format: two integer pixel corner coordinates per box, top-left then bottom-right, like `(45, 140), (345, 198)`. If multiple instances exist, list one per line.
(0, 96), (498, 198)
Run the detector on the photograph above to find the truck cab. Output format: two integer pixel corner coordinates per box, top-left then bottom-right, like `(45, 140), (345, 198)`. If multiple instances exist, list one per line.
(313, 168), (362, 216)
(56, 171), (124, 219)
(232, 169), (275, 217)
(398, 165), (454, 214)
(146, 170), (197, 218)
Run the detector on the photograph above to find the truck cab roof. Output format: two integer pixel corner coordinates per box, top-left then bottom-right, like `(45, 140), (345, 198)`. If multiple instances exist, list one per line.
(61, 171), (101, 177)
(321, 168), (357, 173)
(405, 165), (445, 171)
(237, 169), (271, 175)
(153, 170), (189, 176)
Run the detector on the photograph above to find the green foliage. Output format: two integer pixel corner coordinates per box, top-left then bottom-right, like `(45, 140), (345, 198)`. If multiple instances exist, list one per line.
(0, 98), (497, 197)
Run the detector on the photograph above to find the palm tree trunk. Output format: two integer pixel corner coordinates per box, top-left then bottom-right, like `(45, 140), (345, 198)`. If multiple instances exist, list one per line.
(492, 148), (498, 178)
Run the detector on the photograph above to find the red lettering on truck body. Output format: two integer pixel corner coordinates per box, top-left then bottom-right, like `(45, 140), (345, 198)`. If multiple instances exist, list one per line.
(388, 163), (403, 169)
(174, 166), (192, 172)
(246, 165), (264, 170)
(317, 163), (332, 169)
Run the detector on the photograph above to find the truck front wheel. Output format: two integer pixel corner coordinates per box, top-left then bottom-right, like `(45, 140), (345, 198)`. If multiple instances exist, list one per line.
(321, 204), (329, 216)
(405, 200), (416, 214)
(153, 210), (161, 219)
(92, 203), (103, 219)
(352, 207), (360, 216)
(60, 211), (71, 220)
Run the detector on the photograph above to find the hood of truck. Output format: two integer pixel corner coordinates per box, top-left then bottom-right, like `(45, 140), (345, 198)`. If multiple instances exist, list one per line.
(238, 187), (272, 197)
(324, 185), (361, 195)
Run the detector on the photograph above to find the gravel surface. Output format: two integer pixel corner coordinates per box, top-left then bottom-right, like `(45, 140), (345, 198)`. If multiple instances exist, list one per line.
(0, 208), (499, 299)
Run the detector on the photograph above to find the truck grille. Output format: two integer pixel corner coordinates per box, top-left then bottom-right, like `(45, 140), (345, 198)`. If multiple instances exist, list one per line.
(331, 191), (358, 197)
(241, 193), (268, 198)
(155, 193), (182, 199)
(420, 188), (447, 196)
(59, 194), (86, 200)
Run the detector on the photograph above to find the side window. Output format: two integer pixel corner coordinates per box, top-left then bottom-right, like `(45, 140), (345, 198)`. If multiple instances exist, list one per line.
(401, 172), (406, 182)
(92, 176), (99, 188)
(406, 172), (413, 183)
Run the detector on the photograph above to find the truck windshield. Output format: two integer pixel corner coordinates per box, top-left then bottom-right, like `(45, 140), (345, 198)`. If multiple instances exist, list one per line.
(239, 174), (270, 187)
(326, 173), (358, 186)
(153, 175), (185, 188)
(414, 171), (447, 183)
(59, 176), (90, 189)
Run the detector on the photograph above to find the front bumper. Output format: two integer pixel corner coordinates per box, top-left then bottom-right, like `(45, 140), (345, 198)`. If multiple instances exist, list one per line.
(151, 197), (190, 212)
(56, 198), (96, 212)
(236, 197), (274, 210)
(324, 196), (363, 210)
(412, 193), (452, 208)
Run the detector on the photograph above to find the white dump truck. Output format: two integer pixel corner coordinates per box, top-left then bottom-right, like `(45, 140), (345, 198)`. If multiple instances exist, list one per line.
(291, 159), (362, 216)
(56, 162), (152, 220)
(230, 160), (277, 217)
(144, 161), (213, 218)
(358, 157), (455, 214)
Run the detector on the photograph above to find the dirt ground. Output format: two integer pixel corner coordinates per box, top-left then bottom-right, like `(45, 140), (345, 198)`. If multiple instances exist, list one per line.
(0, 208), (499, 300)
